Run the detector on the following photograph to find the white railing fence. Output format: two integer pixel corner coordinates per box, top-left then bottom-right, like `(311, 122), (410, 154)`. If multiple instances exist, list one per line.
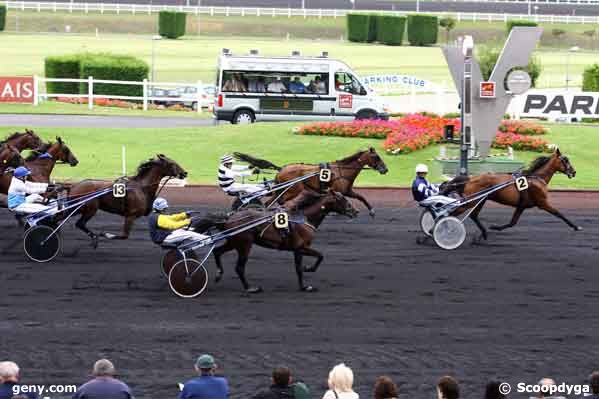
(34, 75), (207, 111)
(4, 1), (599, 24)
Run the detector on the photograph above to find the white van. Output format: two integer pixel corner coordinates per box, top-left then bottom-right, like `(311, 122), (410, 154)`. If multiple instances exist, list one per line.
(213, 49), (390, 124)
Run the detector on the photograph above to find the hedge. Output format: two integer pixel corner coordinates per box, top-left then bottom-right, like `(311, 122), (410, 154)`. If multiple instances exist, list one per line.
(367, 13), (379, 43)
(79, 54), (149, 97)
(583, 64), (599, 92)
(407, 14), (438, 46)
(376, 15), (406, 45)
(0, 5), (7, 32)
(45, 55), (82, 94)
(346, 13), (370, 43)
(506, 20), (538, 34)
(158, 11), (187, 39)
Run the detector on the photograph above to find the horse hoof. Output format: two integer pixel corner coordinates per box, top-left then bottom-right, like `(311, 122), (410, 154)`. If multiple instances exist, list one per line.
(215, 273), (223, 283)
(246, 286), (263, 294)
(302, 285), (318, 292)
(103, 232), (117, 239)
(575, 226), (583, 231)
(369, 209), (376, 218)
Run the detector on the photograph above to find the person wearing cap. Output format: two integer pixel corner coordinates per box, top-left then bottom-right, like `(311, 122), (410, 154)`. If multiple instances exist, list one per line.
(411, 163), (439, 202)
(71, 359), (133, 399)
(0, 361), (39, 399)
(178, 354), (228, 399)
(7, 166), (56, 214)
(218, 154), (266, 196)
(149, 197), (210, 246)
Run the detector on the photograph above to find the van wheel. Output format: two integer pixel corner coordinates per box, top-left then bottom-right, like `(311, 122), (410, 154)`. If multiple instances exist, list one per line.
(356, 110), (377, 120)
(232, 110), (255, 124)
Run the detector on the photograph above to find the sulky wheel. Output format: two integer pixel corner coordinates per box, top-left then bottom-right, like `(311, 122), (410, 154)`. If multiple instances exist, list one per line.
(168, 258), (209, 298)
(419, 209), (436, 237)
(231, 197), (263, 211)
(432, 216), (467, 250)
(23, 225), (62, 263)
(160, 249), (198, 278)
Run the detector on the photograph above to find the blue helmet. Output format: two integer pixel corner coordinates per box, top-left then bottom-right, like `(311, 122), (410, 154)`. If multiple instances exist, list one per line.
(14, 166), (31, 179)
(152, 197), (169, 211)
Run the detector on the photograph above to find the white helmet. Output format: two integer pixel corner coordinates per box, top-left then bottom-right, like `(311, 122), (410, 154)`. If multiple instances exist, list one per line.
(220, 154), (233, 164)
(152, 197), (169, 211)
(415, 164), (429, 174)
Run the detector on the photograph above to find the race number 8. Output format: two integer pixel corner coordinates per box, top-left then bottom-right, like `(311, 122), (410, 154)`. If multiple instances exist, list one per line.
(515, 176), (529, 191)
(113, 183), (126, 198)
(274, 212), (289, 229)
(319, 168), (331, 182)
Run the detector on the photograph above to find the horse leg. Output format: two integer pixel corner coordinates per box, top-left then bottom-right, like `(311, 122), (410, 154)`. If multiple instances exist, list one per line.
(74, 206), (100, 249)
(212, 240), (237, 283)
(234, 241), (261, 293)
(297, 247), (324, 273)
(469, 198), (488, 241)
(103, 215), (136, 240)
(346, 189), (375, 217)
(536, 200), (582, 231)
(490, 207), (525, 231)
(294, 251), (318, 292)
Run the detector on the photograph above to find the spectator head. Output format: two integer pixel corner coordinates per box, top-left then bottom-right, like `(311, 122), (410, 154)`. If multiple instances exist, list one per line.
(484, 381), (506, 399)
(374, 376), (398, 399)
(437, 376), (459, 399)
(272, 367), (292, 387)
(194, 354), (217, 376)
(589, 371), (599, 395)
(328, 363), (354, 393)
(537, 378), (556, 398)
(92, 359), (117, 377)
(315, 76), (321, 82)
(0, 361), (20, 383)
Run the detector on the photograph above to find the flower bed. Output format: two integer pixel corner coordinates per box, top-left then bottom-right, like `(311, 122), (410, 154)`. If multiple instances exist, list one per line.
(53, 97), (192, 112)
(498, 120), (549, 136)
(492, 132), (550, 152)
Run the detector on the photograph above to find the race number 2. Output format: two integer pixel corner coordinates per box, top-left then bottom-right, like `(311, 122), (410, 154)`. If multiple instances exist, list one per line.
(319, 168), (332, 183)
(515, 176), (529, 191)
(274, 212), (289, 229)
(113, 183), (126, 198)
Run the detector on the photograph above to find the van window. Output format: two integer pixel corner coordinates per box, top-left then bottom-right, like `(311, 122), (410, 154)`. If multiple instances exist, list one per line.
(221, 70), (329, 95)
(334, 72), (367, 96)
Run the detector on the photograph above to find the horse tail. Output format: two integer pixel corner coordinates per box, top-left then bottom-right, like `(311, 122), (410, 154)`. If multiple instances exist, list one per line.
(233, 152), (281, 171)
(439, 175), (469, 196)
(191, 213), (229, 233)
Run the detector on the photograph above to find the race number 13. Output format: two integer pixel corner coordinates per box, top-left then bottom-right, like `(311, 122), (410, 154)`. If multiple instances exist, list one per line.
(515, 176), (529, 191)
(274, 212), (289, 229)
(319, 168), (332, 182)
(113, 183), (126, 198)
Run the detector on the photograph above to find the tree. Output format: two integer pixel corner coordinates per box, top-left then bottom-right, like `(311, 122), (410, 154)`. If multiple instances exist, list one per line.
(477, 46), (542, 88)
(439, 16), (456, 44)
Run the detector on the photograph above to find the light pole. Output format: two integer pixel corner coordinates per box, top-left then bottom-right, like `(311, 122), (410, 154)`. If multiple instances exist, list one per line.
(565, 45), (579, 91)
(151, 35), (162, 84)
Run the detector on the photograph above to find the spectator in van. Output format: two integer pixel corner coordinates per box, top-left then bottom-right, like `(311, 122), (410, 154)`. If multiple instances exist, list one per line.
(248, 77), (266, 93)
(267, 77), (287, 93)
(223, 73), (246, 92)
(309, 75), (327, 94)
(289, 77), (306, 94)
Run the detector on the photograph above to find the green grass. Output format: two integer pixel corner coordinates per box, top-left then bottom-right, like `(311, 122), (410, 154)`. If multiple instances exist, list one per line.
(3, 122), (597, 189)
(0, 101), (211, 118)
(0, 32), (593, 90)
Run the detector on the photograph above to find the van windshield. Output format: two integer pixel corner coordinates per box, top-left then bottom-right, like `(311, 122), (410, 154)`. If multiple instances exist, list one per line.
(220, 70), (330, 95)
(334, 72), (367, 95)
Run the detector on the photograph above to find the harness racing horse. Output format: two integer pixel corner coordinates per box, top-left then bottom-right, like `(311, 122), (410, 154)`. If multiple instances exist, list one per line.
(236, 148), (388, 216)
(25, 137), (79, 183)
(0, 144), (25, 208)
(440, 148), (581, 241)
(1, 130), (43, 153)
(68, 154), (187, 247)
(204, 189), (359, 293)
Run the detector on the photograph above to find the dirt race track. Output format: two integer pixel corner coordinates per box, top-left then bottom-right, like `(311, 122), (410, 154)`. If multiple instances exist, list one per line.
(1, 202), (598, 399)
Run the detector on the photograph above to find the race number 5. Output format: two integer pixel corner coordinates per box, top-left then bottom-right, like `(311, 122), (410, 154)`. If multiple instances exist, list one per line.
(274, 212), (289, 229)
(113, 183), (126, 198)
(515, 176), (529, 191)
(319, 168), (332, 183)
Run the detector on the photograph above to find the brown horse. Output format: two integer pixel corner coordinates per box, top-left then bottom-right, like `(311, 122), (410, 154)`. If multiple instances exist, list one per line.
(25, 137), (79, 183)
(68, 154), (187, 247)
(441, 148), (581, 240)
(0, 144), (25, 208)
(207, 189), (359, 293)
(1, 130), (43, 153)
(238, 148), (388, 216)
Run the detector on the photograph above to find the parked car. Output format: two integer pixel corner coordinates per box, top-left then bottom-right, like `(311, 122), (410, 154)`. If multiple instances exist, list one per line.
(176, 85), (216, 111)
(149, 87), (169, 105)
